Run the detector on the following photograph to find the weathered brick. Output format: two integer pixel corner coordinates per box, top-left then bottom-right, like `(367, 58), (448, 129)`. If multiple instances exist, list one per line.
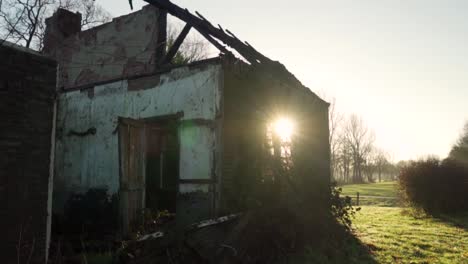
(0, 43), (56, 263)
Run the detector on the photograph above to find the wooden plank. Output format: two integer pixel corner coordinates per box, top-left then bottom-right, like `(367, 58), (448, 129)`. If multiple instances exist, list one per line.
(122, 112), (184, 124)
(119, 123), (130, 234)
(119, 118), (146, 235)
(163, 23), (192, 64)
(119, 117), (146, 128)
(156, 10), (168, 64)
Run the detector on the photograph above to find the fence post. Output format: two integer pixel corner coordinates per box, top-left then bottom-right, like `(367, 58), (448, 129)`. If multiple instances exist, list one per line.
(357, 192), (360, 206)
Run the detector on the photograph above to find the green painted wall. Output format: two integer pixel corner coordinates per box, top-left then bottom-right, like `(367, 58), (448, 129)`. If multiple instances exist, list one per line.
(54, 63), (222, 213)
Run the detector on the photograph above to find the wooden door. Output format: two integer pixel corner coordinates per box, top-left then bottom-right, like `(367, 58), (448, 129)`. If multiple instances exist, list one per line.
(119, 118), (146, 235)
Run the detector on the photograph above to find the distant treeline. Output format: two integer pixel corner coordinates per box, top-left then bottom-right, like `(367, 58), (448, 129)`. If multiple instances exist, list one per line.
(328, 107), (398, 184)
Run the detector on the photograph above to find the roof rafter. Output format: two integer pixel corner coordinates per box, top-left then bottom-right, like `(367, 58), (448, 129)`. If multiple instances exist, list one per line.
(162, 23), (192, 64)
(144, 0), (272, 65)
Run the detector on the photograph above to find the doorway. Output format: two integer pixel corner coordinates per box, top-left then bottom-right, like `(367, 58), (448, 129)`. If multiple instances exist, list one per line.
(144, 121), (179, 213)
(118, 116), (179, 235)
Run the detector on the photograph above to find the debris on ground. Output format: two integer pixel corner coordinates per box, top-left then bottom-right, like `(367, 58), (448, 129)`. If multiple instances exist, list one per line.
(116, 213), (242, 264)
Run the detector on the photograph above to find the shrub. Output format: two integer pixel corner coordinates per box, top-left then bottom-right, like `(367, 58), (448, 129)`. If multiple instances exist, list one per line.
(330, 182), (360, 230)
(52, 188), (119, 254)
(62, 188), (119, 239)
(398, 158), (468, 214)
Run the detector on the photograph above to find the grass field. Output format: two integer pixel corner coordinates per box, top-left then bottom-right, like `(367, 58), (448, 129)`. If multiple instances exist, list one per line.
(340, 181), (398, 197)
(340, 181), (400, 206)
(338, 181), (468, 264)
(354, 207), (468, 264)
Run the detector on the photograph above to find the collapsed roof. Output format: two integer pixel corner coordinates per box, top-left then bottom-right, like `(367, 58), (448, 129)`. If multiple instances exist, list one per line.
(140, 0), (327, 105)
(143, 0), (270, 65)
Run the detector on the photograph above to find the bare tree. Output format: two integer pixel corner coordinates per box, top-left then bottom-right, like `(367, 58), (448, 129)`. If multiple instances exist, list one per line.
(0, 0), (50, 48)
(362, 148), (391, 183)
(62, 0), (110, 29)
(0, 0), (110, 50)
(328, 97), (343, 181)
(342, 114), (375, 183)
(336, 133), (352, 183)
(363, 149), (377, 183)
(317, 95), (386, 185)
(374, 148), (389, 182)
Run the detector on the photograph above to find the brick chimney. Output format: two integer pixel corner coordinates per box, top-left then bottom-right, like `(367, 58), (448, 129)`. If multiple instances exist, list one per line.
(43, 9), (81, 56)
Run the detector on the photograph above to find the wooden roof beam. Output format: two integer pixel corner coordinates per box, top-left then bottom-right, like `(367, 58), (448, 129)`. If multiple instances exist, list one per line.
(144, 0), (271, 65)
(162, 23), (192, 65)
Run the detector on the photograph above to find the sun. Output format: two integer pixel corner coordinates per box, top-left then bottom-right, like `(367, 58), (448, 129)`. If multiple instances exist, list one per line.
(272, 117), (295, 142)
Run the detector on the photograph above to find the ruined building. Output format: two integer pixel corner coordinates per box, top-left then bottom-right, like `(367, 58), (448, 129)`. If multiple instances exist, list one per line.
(0, 0), (330, 262)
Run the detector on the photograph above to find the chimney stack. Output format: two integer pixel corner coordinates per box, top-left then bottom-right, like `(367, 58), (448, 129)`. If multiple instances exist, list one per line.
(43, 9), (81, 56)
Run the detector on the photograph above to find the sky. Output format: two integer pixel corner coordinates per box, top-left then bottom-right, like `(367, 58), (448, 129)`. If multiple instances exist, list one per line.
(98, 0), (468, 161)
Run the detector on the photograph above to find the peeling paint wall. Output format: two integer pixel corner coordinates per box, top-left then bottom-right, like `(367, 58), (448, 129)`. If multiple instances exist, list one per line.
(54, 63), (223, 214)
(46, 5), (163, 90)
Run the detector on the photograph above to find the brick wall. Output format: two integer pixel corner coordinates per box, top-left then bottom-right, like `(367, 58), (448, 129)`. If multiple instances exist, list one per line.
(221, 62), (331, 212)
(43, 5), (165, 90)
(0, 43), (56, 263)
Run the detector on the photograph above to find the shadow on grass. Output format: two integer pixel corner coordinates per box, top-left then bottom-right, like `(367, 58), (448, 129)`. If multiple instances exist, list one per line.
(435, 212), (468, 231)
(292, 223), (378, 264)
(402, 207), (468, 231)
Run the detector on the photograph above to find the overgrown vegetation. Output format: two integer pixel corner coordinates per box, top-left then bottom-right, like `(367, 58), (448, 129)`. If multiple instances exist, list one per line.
(130, 209), (175, 240)
(218, 183), (362, 263)
(293, 184), (377, 263)
(202, 119), (362, 262)
(398, 158), (468, 214)
(331, 182), (360, 229)
(50, 188), (119, 263)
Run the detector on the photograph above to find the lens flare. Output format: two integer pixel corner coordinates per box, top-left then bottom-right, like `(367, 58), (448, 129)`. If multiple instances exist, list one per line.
(273, 117), (294, 142)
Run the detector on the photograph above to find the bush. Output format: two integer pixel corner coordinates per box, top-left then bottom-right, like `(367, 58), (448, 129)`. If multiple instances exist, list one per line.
(330, 182), (360, 230)
(52, 188), (119, 255)
(62, 188), (119, 239)
(398, 158), (468, 214)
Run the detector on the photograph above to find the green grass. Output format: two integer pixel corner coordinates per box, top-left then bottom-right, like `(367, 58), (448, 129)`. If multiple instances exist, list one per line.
(340, 181), (400, 206)
(340, 181), (398, 197)
(336, 182), (468, 263)
(354, 206), (468, 264)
